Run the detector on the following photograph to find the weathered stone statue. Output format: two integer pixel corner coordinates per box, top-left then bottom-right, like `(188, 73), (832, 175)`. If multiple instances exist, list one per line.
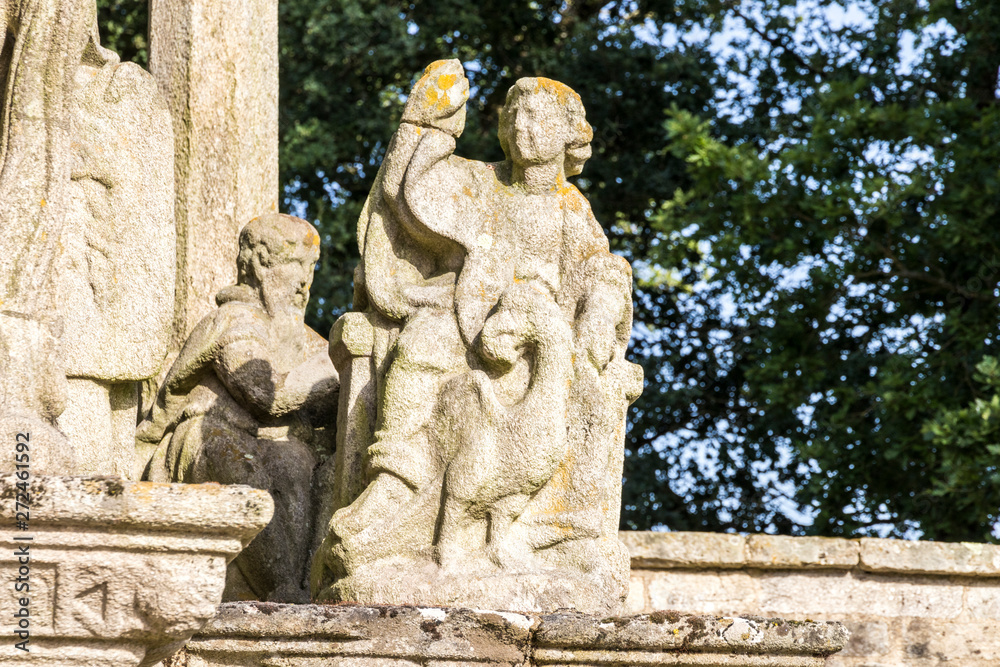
(138, 213), (339, 603)
(0, 0), (175, 476)
(312, 60), (643, 613)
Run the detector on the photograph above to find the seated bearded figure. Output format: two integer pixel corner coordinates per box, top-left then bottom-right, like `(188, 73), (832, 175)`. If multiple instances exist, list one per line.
(138, 214), (338, 603)
(312, 61), (643, 614)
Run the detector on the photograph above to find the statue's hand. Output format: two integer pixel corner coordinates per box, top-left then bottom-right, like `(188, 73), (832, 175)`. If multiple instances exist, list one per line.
(401, 59), (469, 137)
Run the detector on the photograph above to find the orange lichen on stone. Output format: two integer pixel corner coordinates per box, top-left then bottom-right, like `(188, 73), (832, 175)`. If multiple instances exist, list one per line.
(534, 77), (580, 106)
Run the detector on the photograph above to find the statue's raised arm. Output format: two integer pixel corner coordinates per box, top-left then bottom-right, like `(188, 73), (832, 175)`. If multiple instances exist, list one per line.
(357, 59), (471, 323)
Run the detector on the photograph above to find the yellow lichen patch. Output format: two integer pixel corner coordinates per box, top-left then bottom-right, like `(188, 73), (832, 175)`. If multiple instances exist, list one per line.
(424, 86), (440, 107)
(437, 74), (458, 90)
(556, 181), (583, 213)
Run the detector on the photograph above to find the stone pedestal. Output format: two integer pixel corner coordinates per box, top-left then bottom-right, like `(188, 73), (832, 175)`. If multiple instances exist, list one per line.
(0, 475), (273, 666)
(168, 602), (847, 666)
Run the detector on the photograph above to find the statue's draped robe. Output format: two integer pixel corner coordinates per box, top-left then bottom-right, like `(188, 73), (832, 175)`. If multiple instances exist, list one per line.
(0, 0), (175, 474)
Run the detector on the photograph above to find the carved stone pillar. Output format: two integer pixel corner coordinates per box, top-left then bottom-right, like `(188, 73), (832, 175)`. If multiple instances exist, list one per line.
(149, 0), (280, 349)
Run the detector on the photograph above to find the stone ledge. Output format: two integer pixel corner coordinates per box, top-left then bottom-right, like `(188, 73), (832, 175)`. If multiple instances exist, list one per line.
(172, 603), (846, 667)
(2, 475), (273, 542)
(622, 531), (746, 569)
(621, 531), (1000, 577)
(537, 611), (847, 655)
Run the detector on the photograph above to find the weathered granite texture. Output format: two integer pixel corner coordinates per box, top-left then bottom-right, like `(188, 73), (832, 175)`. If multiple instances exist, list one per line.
(312, 59), (643, 615)
(138, 214), (338, 603)
(622, 531), (1000, 665)
(150, 0), (280, 351)
(0, 0), (175, 477)
(168, 602), (846, 666)
(0, 314), (77, 474)
(0, 474), (272, 666)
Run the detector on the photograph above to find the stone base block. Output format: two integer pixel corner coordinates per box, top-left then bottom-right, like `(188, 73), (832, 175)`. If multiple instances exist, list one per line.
(0, 475), (272, 666)
(325, 553), (627, 615)
(168, 602), (846, 666)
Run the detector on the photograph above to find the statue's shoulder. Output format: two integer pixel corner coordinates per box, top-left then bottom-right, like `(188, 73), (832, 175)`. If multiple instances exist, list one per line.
(183, 289), (269, 350)
(216, 305), (268, 344)
(159, 302), (257, 393)
(74, 56), (171, 127)
(557, 183), (606, 247)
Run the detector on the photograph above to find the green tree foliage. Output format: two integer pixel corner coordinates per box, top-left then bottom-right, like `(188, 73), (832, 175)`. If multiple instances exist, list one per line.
(94, 0), (1000, 542)
(647, 1), (1000, 541)
(95, 0), (148, 66)
(923, 356), (1000, 526)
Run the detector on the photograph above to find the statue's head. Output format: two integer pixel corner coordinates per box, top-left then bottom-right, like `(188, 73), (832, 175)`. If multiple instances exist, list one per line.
(236, 214), (321, 314)
(498, 77), (593, 176)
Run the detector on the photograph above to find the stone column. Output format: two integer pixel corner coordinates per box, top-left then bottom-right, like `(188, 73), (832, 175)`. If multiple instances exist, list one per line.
(149, 0), (280, 348)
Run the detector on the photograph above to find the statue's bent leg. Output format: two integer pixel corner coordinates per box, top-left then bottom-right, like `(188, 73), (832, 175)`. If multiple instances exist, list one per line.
(199, 421), (316, 603)
(436, 492), (487, 570)
(334, 310), (465, 548)
(373, 308), (466, 451)
(485, 492), (535, 569)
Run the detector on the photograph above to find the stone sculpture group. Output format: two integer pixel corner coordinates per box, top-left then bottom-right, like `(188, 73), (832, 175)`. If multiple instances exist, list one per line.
(0, 5), (854, 667)
(311, 60), (642, 613)
(0, 0), (642, 614)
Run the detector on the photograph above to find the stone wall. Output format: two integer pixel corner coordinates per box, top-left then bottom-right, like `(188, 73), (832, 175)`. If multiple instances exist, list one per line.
(621, 531), (1000, 665)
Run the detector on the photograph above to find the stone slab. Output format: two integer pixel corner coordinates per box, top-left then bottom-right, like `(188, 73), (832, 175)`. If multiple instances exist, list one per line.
(859, 537), (1000, 576)
(646, 571), (758, 614)
(746, 535), (858, 569)
(756, 571), (964, 619)
(620, 531), (745, 569)
(622, 531), (1000, 577)
(171, 603), (846, 667)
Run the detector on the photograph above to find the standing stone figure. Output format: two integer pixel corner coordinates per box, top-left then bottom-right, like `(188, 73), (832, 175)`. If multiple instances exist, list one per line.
(312, 60), (643, 614)
(138, 214), (339, 603)
(0, 0), (175, 475)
